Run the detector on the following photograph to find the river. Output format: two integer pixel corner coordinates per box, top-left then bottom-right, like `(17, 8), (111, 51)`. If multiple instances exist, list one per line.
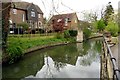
(2, 38), (103, 79)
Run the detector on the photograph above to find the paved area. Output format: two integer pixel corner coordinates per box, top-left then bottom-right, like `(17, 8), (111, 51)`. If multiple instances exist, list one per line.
(110, 36), (120, 69)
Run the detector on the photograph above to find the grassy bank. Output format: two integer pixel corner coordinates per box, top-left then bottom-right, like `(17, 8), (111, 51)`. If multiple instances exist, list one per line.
(4, 33), (76, 64)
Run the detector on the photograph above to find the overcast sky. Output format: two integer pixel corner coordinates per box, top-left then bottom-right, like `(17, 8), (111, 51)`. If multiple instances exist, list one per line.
(21, 0), (120, 20)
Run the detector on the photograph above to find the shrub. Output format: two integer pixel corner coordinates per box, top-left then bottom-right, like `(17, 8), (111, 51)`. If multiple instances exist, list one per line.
(55, 33), (63, 39)
(105, 21), (119, 37)
(83, 28), (92, 39)
(69, 30), (78, 37)
(17, 22), (29, 30)
(7, 46), (23, 64)
(97, 19), (105, 32)
(64, 30), (70, 38)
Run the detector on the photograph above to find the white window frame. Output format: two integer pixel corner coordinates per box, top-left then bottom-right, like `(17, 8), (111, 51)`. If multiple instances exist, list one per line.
(65, 18), (68, 26)
(75, 19), (77, 23)
(22, 14), (25, 22)
(31, 11), (35, 17)
(38, 14), (41, 18)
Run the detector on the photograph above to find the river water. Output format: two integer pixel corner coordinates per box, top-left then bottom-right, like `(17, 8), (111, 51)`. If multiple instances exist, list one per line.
(2, 38), (103, 79)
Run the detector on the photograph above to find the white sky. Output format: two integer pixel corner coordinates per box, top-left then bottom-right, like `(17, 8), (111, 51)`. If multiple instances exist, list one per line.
(21, 0), (120, 20)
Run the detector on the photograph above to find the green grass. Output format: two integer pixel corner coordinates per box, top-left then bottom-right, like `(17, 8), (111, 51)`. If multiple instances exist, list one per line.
(5, 32), (77, 64)
(6, 34), (71, 63)
(7, 36), (67, 50)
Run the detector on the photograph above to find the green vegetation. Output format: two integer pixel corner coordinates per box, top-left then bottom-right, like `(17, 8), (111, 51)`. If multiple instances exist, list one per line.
(105, 21), (119, 37)
(17, 22), (29, 30)
(64, 30), (78, 38)
(6, 32), (77, 64)
(69, 30), (78, 37)
(81, 2), (118, 39)
(103, 2), (114, 26)
(97, 19), (106, 32)
(83, 28), (92, 39)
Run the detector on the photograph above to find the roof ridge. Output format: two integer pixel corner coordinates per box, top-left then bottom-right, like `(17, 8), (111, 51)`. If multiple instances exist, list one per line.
(53, 12), (75, 16)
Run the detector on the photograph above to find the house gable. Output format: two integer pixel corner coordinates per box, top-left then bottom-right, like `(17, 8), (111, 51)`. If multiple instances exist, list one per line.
(27, 3), (38, 22)
(49, 13), (79, 32)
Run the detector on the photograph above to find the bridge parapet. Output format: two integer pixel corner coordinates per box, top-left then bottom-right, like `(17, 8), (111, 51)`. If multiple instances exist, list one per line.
(101, 36), (120, 80)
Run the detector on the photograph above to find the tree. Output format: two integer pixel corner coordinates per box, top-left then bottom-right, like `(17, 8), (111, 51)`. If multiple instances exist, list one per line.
(97, 19), (106, 32)
(105, 21), (119, 37)
(103, 2), (114, 26)
(82, 11), (98, 23)
(17, 22), (29, 31)
(2, 3), (11, 53)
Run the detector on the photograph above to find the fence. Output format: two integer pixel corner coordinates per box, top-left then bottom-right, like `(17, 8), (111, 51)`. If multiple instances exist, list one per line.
(102, 36), (120, 80)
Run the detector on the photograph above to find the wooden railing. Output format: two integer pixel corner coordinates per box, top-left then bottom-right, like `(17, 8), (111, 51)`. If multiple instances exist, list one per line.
(102, 36), (120, 80)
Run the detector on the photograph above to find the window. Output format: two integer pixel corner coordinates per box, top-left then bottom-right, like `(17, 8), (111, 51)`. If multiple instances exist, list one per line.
(38, 14), (41, 18)
(75, 19), (77, 23)
(52, 20), (55, 24)
(31, 11), (35, 17)
(57, 19), (62, 22)
(12, 9), (17, 14)
(22, 14), (25, 22)
(65, 18), (68, 26)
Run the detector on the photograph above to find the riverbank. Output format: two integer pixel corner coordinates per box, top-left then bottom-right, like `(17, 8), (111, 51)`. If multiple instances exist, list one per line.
(2, 34), (77, 64)
(2, 33), (106, 64)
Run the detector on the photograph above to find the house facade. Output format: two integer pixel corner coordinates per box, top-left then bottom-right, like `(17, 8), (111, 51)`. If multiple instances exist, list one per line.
(48, 13), (79, 32)
(9, 2), (44, 34)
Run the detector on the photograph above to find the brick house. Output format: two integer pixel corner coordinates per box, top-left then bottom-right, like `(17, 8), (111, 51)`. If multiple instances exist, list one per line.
(48, 13), (79, 32)
(9, 2), (44, 34)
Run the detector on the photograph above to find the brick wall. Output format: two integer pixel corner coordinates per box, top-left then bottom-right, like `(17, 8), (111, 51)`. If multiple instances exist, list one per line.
(10, 8), (27, 24)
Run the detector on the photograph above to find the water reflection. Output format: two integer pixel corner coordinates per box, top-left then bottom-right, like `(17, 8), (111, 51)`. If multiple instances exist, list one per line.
(25, 39), (102, 78)
(3, 38), (103, 79)
(25, 55), (100, 78)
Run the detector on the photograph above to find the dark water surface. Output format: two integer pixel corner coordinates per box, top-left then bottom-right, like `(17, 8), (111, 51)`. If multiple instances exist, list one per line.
(2, 38), (103, 79)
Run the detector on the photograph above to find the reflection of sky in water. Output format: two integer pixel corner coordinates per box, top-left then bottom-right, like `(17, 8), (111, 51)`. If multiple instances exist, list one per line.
(3, 39), (102, 79)
(26, 55), (100, 78)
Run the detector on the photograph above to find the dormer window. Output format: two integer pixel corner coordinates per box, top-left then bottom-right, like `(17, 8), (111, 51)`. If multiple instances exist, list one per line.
(31, 11), (35, 17)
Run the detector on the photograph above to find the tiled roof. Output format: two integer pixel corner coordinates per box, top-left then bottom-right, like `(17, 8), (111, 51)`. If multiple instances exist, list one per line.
(35, 5), (43, 14)
(51, 13), (76, 21)
(12, 2), (43, 14)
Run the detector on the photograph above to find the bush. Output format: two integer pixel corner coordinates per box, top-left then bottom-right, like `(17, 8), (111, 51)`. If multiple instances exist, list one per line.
(17, 22), (29, 30)
(83, 28), (92, 39)
(55, 33), (63, 39)
(97, 19), (105, 32)
(69, 30), (78, 37)
(7, 45), (23, 64)
(105, 22), (119, 37)
(64, 30), (70, 38)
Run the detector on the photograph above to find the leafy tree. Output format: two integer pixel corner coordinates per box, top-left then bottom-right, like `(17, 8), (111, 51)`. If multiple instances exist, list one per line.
(83, 27), (92, 39)
(17, 22), (29, 30)
(97, 19), (106, 32)
(92, 21), (98, 32)
(103, 2), (114, 26)
(105, 21), (119, 37)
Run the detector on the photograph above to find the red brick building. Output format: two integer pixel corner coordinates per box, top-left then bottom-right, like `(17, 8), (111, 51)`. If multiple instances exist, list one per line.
(9, 2), (44, 34)
(48, 13), (79, 32)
